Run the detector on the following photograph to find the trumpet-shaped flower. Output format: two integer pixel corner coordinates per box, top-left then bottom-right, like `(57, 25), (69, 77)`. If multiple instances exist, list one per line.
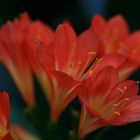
(0, 92), (18, 140)
(38, 23), (125, 121)
(0, 21), (34, 107)
(90, 15), (140, 80)
(0, 13), (53, 106)
(14, 12), (54, 100)
(0, 92), (10, 138)
(13, 12), (32, 32)
(78, 66), (140, 138)
(24, 18), (54, 100)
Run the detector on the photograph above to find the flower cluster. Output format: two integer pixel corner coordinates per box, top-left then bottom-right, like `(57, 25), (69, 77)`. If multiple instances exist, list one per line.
(0, 13), (140, 139)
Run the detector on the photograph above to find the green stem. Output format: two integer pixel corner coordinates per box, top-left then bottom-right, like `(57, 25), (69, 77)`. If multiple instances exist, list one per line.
(69, 109), (80, 140)
(24, 107), (47, 139)
(69, 132), (86, 140)
(94, 126), (113, 140)
(47, 121), (58, 140)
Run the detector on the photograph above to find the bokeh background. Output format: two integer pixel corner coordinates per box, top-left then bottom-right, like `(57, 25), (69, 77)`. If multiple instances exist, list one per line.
(0, 0), (140, 139)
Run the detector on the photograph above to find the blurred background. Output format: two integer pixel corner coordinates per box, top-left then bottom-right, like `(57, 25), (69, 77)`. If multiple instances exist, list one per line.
(0, 0), (140, 139)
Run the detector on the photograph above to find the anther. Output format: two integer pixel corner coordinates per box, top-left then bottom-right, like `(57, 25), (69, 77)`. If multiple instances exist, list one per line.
(113, 111), (120, 116)
(117, 88), (125, 93)
(88, 70), (93, 77)
(88, 51), (96, 55)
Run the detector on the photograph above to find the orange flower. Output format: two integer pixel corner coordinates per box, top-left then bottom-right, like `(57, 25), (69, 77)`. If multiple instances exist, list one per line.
(78, 66), (140, 139)
(24, 17), (54, 100)
(38, 23), (125, 121)
(14, 12), (54, 100)
(90, 15), (140, 80)
(13, 12), (31, 32)
(0, 92), (10, 138)
(0, 12), (53, 106)
(0, 92), (18, 140)
(0, 21), (34, 107)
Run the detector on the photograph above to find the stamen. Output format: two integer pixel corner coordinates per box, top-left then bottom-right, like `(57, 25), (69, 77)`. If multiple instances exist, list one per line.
(113, 111), (120, 116)
(114, 98), (130, 113)
(80, 57), (103, 79)
(87, 57), (102, 74)
(66, 43), (77, 71)
(73, 61), (82, 76)
(96, 58), (103, 63)
(117, 88), (125, 93)
(76, 52), (96, 79)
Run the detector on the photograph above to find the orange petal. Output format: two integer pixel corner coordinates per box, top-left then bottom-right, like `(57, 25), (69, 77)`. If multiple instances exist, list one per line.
(108, 15), (129, 40)
(53, 23), (78, 71)
(50, 71), (81, 121)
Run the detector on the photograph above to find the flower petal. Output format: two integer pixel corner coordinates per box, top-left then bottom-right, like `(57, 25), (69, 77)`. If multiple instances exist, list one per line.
(1, 132), (14, 140)
(78, 28), (98, 63)
(109, 97), (140, 125)
(37, 42), (55, 75)
(0, 92), (10, 120)
(13, 12), (31, 31)
(124, 31), (140, 64)
(50, 71), (81, 121)
(88, 53), (125, 78)
(12, 125), (39, 140)
(79, 66), (119, 117)
(118, 58), (138, 80)
(106, 80), (139, 103)
(26, 21), (53, 47)
(53, 23), (78, 71)
(91, 15), (106, 36)
(108, 15), (129, 40)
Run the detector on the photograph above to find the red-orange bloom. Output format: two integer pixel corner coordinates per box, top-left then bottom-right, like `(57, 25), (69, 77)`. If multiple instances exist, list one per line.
(0, 13), (53, 106)
(38, 22), (125, 121)
(15, 12), (54, 100)
(24, 17), (54, 100)
(78, 66), (140, 138)
(0, 92), (18, 140)
(0, 92), (10, 138)
(0, 21), (34, 107)
(90, 15), (140, 80)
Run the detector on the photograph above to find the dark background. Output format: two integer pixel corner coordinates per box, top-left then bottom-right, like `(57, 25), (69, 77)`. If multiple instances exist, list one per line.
(0, 0), (140, 140)
(1, 0), (140, 31)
